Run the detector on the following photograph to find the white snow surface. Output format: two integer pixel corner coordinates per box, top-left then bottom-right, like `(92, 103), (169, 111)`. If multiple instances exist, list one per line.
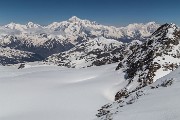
(0, 63), (124, 120)
(0, 63), (180, 120)
(112, 67), (180, 120)
(166, 23), (176, 39)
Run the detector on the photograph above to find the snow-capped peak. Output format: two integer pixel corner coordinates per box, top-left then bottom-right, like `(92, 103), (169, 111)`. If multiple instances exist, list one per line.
(4, 22), (41, 30)
(4, 22), (26, 31)
(152, 23), (178, 40)
(68, 16), (81, 22)
(5, 22), (16, 28)
(5, 22), (22, 29)
(1, 17), (159, 44)
(26, 22), (41, 28)
(146, 21), (156, 25)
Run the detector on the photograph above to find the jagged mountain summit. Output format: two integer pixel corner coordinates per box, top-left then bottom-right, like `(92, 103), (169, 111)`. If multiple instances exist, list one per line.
(116, 23), (180, 90)
(45, 16), (159, 42)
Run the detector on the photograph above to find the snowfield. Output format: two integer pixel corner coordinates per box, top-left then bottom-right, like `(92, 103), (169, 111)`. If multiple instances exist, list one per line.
(0, 63), (180, 120)
(0, 63), (124, 120)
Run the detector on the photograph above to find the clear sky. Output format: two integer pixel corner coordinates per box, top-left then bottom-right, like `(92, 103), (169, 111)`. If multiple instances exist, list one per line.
(0, 0), (180, 26)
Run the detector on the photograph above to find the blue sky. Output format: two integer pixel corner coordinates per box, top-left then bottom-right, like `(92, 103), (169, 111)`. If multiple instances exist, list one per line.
(0, 0), (180, 26)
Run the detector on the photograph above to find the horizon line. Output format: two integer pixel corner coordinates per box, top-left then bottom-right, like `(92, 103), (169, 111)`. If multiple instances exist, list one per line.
(0, 16), (162, 27)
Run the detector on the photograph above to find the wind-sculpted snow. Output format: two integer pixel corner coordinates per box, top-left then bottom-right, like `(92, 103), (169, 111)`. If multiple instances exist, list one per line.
(0, 63), (123, 120)
(1, 62), (180, 120)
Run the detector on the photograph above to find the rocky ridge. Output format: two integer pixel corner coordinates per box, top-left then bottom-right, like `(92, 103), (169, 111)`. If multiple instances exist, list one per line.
(96, 23), (180, 119)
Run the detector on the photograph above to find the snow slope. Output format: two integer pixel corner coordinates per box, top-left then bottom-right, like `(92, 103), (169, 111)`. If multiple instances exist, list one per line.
(0, 63), (124, 120)
(97, 66), (180, 120)
(0, 62), (180, 120)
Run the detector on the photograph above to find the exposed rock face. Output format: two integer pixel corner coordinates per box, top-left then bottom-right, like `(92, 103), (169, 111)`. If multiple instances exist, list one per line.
(47, 37), (143, 68)
(116, 23), (180, 94)
(18, 63), (25, 69)
(47, 37), (123, 68)
(0, 35), (75, 58)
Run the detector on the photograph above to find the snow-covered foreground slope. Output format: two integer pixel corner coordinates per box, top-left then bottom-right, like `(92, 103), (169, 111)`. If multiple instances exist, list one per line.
(0, 63), (124, 120)
(112, 67), (180, 120)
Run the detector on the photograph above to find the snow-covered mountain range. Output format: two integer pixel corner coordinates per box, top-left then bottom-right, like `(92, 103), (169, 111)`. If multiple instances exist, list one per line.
(47, 37), (142, 68)
(47, 37), (123, 68)
(0, 16), (159, 43)
(0, 16), (159, 65)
